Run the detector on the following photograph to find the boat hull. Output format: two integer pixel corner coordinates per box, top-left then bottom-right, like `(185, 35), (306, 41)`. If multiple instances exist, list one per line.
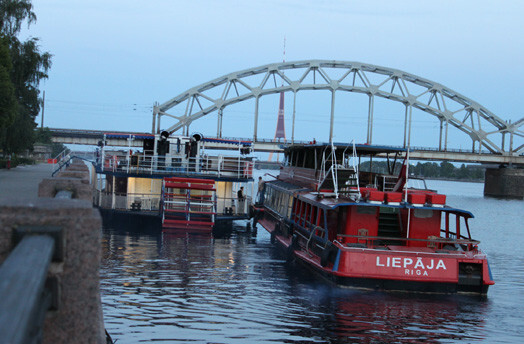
(259, 214), (493, 295)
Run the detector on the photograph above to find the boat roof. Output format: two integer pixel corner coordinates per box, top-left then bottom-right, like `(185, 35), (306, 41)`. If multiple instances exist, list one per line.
(285, 142), (406, 155)
(297, 192), (474, 218)
(267, 180), (309, 193)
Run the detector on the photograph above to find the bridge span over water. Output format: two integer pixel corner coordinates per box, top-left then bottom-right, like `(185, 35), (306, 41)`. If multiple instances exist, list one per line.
(48, 127), (524, 166)
(154, 60), (523, 157)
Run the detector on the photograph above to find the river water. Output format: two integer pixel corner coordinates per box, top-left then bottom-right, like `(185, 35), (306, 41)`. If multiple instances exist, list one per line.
(100, 179), (524, 343)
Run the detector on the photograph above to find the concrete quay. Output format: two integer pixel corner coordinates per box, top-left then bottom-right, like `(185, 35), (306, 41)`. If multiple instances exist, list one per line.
(0, 163), (54, 200)
(0, 161), (106, 343)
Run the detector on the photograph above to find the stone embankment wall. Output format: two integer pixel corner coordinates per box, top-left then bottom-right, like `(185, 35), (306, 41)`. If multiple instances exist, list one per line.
(0, 159), (105, 343)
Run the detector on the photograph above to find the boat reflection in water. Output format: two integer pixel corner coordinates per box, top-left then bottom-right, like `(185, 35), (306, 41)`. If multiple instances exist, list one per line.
(318, 291), (487, 342)
(101, 227), (490, 343)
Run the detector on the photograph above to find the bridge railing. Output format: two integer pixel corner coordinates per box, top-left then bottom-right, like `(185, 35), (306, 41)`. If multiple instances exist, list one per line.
(98, 153), (254, 179)
(408, 145), (494, 155)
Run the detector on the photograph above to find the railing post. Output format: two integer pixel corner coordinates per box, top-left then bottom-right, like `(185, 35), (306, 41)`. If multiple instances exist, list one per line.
(111, 175), (116, 209)
(0, 199), (104, 343)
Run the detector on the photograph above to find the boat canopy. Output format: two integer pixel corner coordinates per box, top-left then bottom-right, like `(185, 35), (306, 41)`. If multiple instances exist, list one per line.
(295, 192), (474, 219)
(286, 142), (406, 156)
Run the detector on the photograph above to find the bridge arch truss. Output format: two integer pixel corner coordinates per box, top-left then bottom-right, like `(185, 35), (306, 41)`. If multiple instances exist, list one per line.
(155, 60), (523, 155)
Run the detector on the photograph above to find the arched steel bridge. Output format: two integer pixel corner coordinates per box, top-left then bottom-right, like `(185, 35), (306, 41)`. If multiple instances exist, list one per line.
(154, 59), (523, 156)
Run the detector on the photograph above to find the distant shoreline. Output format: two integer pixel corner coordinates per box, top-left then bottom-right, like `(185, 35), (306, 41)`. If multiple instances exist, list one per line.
(419, 176), (484, 184)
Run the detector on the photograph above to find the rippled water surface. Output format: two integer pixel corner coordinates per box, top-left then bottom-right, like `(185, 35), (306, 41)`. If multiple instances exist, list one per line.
(101, 180), (524, 343)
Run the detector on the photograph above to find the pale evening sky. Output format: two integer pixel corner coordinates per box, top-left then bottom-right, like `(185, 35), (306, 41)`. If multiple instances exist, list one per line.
(21, 0), (524, 149)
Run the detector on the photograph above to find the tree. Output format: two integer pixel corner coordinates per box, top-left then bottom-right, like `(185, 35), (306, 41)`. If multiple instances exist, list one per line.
(0, 0), (36, 37)
(0, 0), (51, 154)
(0, 36), (17, 130)
(440, 161), (455, 178)
(457, 164), (469, 179)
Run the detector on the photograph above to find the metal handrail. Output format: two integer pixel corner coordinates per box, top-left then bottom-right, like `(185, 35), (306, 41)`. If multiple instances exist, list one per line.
(51, 155), (95, 177)
(0, 235), (55, 344)
(335, 233), (480, 251)
(94, 191), (252, 215)
(97, 153), (254, 179)
(0, 191), (67, 343)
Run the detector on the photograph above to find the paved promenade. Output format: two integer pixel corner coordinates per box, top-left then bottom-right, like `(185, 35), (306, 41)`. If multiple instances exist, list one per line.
(0, 163), (54, 200)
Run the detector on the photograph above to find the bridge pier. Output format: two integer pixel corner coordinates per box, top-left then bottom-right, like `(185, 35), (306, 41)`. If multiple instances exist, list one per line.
(484, 167), (524, 199)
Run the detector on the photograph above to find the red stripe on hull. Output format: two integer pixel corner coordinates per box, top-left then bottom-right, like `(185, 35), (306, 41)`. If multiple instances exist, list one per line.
(257, 219), (493, 293)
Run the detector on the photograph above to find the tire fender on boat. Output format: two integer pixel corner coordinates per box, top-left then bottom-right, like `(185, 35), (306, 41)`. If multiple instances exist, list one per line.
(291, 233), (299, 249)
(274, 222), (281, 234)
(286, 233), (299, 261)
(320, 242), (338, 267)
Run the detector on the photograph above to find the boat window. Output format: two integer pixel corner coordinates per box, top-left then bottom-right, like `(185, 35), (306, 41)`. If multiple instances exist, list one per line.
(279, 193), (290, 217)
(278, 193), (284, 215)
(277, 192), (285, 214)
(414, 209), (433, 218)
(318, 208), (325, 227)
(304, 203), (311, 227)
(357, 206), (376, 215)
(302, 151), (307, 167)
(336, 207), (348, 236)
(311, 205), (318, 226)
(275, 191), (282, 211)
(304, 150), (315, 169)
(293, 199), (300, 222)
(326, 210), (339, 235)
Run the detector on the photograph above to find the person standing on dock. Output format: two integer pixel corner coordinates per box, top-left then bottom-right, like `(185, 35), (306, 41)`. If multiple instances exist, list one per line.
(256, 176), (265, 204)
(157, 131), (169, 170)
(237, 186), (245, 214)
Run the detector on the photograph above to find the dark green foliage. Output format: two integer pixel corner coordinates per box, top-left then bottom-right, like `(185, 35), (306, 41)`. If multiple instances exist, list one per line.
(359, 160), (403, 175)
(0, 154), (34, 168)
(439, 161), (455, 178)
(360, 160), (485, 181)
(34, 126), (51, 143)
(0, 36), (17, 129)
(34, 127), (66, 157)
(0, 0), (52, 154)
(0, 0), (36, 37)
(411, 161), (484, 181)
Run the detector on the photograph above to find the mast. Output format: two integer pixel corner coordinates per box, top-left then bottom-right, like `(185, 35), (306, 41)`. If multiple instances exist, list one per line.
(405, 148), (412, 239)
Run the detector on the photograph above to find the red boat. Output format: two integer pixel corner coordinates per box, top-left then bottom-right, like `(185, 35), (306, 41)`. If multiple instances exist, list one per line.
(254, 143), (494, 294)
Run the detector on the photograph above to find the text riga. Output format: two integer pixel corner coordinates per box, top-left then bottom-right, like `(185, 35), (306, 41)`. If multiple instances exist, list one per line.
(376, 256), (447, 270)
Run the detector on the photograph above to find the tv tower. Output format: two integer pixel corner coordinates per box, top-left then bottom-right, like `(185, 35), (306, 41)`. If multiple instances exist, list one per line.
(268, 38), (286, 161)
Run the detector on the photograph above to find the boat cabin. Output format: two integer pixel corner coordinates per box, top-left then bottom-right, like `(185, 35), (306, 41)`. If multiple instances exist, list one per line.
(263, 143), (477, 251)
(94, 132), (255, 220)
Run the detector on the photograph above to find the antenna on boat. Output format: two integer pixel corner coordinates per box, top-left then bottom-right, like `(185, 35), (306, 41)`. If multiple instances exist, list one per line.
(404, 147), (410, 203)
(352, 141), (360, 196)
(330, 141), (339, 199)
(405, 147), (412, 239)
